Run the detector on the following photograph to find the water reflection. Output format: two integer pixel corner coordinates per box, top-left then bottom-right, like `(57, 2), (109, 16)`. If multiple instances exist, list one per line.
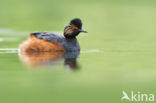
(64, 51), (80, 69)
(19, 51), (80, 70)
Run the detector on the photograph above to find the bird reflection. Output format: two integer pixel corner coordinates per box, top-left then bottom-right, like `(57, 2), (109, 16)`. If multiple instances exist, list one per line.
(64, 51), (80, 69)
(19, 51), (80, 70)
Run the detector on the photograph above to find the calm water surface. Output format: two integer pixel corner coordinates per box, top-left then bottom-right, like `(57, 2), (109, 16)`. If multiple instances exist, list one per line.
(0, 32), (156, 103)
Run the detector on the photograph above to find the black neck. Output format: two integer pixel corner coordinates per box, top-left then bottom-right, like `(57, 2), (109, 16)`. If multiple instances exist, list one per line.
(65, 37), (77, 41)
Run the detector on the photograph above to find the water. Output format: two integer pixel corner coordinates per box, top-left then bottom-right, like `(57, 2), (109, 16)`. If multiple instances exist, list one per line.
(1, 0), (156, 103)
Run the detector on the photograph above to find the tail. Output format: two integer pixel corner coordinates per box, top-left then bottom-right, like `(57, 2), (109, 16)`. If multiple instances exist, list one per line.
(19, 33), (65, 52)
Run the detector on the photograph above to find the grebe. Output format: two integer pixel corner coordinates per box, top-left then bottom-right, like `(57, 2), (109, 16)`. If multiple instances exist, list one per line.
(19, 18), (87, 52)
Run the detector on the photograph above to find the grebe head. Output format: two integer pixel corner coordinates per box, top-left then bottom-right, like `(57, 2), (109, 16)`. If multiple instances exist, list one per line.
(64, 18), (87, 39)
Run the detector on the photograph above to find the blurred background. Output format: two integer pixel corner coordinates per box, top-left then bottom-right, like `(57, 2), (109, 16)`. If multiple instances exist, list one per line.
(0, 0), (156, 103)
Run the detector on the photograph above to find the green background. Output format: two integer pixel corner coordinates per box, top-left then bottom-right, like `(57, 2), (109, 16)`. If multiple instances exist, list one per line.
(0, 0), (156, 103)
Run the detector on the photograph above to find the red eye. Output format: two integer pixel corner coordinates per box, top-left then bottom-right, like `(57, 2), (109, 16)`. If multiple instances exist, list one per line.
(75, 27), (78, 30)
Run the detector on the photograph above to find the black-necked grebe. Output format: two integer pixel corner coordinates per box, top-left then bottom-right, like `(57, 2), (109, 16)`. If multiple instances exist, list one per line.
(19, 18), (87, 52)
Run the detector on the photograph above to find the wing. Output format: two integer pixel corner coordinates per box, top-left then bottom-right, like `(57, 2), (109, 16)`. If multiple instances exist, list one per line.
(31, 32), (64, 43)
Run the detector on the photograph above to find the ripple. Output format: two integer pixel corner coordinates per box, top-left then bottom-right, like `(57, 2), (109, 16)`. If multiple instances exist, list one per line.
(81, 49), (102, 53)
(0, 48), (103, 54)
(0, 37), (19, 42)
(0, 48), (18, 53)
